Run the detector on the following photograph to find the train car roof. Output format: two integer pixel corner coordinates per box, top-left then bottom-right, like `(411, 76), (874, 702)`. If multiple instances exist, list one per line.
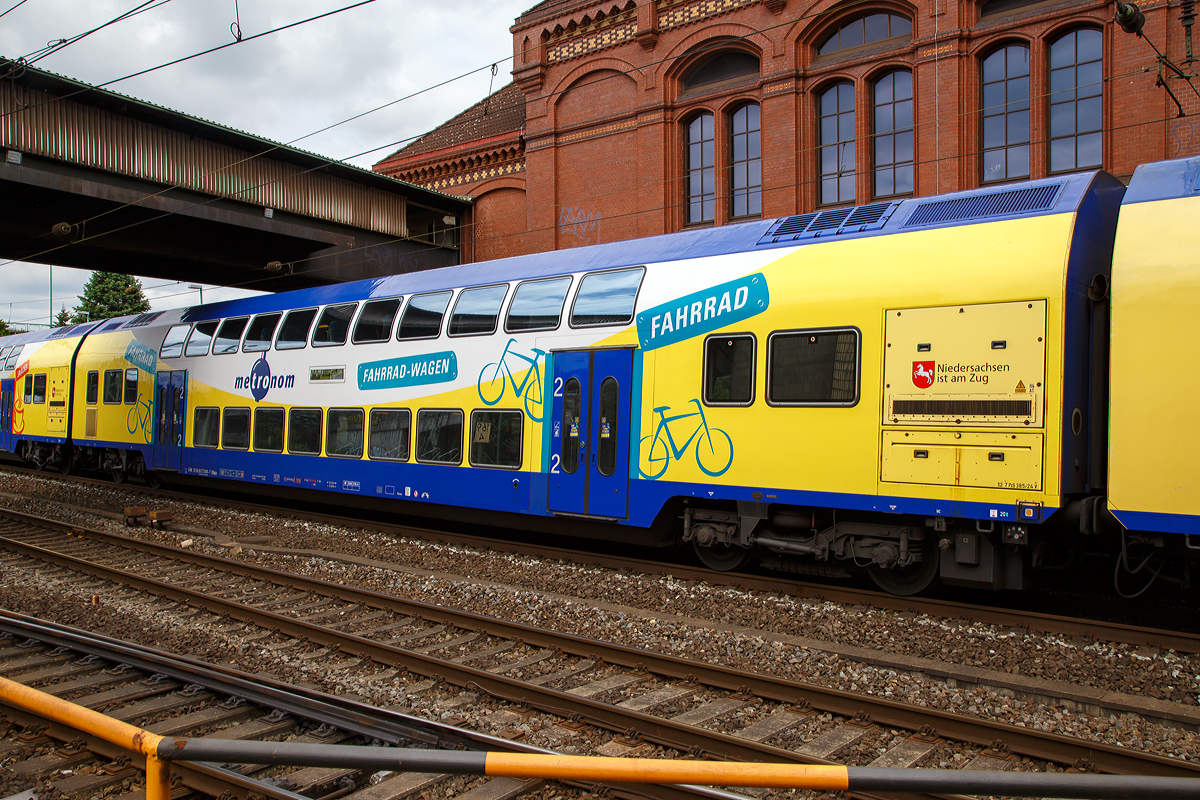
(1122, 154), (1200, 205)
(179, 169), (1111, 325)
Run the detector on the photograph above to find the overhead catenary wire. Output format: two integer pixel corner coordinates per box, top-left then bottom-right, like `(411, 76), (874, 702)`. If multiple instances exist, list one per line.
(5, 103), (1189, 327)
(0, 0), (31, 20)
(22, 0), (172, 65)
(0, 0), (1184, 309)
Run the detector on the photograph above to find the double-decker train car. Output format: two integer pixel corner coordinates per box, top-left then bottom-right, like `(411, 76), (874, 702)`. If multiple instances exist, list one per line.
(2, 155), (1198, 596)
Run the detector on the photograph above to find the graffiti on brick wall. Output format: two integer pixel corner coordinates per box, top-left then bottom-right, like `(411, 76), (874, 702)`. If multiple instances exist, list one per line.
(559, 205), (602, 244)
(1171, 120), (1198, 157)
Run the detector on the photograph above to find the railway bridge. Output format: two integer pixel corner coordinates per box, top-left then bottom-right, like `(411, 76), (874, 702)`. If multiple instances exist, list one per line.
(0, 60), (471, 291)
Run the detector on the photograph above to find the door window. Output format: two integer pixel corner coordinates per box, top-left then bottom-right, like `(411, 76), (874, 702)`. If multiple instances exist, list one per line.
(597, 377), (619, 477)
(561, 377), (581, 474)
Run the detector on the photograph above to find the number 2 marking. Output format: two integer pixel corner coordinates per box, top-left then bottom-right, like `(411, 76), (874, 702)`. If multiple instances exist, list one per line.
(550, 454), (562, 474)
(553, 377), (563, 397)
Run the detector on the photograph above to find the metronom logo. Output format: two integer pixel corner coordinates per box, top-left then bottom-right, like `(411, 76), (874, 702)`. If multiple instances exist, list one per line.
(234, 355), (295, 401)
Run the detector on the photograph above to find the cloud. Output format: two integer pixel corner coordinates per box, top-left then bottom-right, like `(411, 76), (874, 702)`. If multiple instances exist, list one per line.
(0, 0), (528, 320)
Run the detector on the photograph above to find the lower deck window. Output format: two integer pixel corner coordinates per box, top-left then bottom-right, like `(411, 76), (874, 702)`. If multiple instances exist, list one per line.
(327, 408), (364, 458)
(469, 410), (523, 468)
(193, 408), (220, 448)
(86, 371), (99, 405)
(32, 374), (46, 404)
(288, 408), (322, 455)
(416, 409), (462, 464)
(124, 368), (138, 404)
(222, 407), (250, 450)
(254, 408), (285, 452)
(704, 335), (755, 405)
(369, 409), (410, 461)
(103, 370), (122, 404)
(768, 328), (859, 405)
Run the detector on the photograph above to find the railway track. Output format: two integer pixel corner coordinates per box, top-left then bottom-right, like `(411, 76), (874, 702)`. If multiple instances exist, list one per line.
(3, 463), (1199, 656)
(0, 613), (740, 800)
(0, 504), (1196, 797)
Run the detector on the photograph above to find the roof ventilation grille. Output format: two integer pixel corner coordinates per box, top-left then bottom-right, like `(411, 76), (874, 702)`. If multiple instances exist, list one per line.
(124, 311), (165, 328)
(903, 183), (1063, 228)
(758, 201), (899, 245)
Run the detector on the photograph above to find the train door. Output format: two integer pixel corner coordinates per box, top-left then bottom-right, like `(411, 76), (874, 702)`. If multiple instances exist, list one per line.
(547, 348), (632, 518)
(0, 379), (11, 452)
(153, 370), (187, 471)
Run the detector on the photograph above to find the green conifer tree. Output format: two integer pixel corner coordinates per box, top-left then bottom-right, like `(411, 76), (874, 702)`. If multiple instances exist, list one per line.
(71, 273), (151, 322)
(54, 304), (71, 327)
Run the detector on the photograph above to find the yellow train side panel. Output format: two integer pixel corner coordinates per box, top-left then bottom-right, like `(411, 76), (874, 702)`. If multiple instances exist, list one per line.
(1108, 194), (1200, 523)
(12, 339), (78, 440)
(642, 213), (1072, 511)
(72, 331), (157, 446)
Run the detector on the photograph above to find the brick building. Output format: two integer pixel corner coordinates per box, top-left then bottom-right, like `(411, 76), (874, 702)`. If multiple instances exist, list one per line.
(374, 0), (1200, 263)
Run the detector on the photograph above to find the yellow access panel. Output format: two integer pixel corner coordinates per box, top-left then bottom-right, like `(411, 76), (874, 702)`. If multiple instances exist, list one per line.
(882, 431), (1043, 490)
(46, 367), (69, 434)
(883, 301), (1046, 427)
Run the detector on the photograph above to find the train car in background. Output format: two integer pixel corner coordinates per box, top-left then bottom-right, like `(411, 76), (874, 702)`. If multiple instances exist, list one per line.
(0, 155), (1197, 597)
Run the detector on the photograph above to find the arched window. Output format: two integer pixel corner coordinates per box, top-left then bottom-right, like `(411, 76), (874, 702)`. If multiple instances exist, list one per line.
(682, 52), (760, 94)
(819, 83), (856, 205)
(730, 104), (761, 218)
(873, 71), (913, 197)
(981, 45), (1030, 182)
(818, 14), (911, 56)
(1049, 29), (1102, 173)
(686, 113), (715, 223)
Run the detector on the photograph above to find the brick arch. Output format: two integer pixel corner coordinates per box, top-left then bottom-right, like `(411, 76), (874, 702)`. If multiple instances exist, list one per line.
(659, 25), (769, 90)
(1040, 18), (1106, 46)
(968, 32), (1033, 59)
(863, 60), (914, 86)
(550, 63), (639, 129)
(797, 0), (917, 67)
(471, 182), (529, 262)
(547, 56), (642, 103)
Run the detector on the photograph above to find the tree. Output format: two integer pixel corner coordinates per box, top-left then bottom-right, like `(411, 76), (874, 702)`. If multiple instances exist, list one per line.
(54, 304), (71, 327)
(72, 273), (151, 322)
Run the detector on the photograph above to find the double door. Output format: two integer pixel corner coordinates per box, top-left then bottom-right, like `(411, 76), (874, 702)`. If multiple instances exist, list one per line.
(0, 379), (11, 452)
(153, 370), (187, 471)
(548, 349), (632, 519)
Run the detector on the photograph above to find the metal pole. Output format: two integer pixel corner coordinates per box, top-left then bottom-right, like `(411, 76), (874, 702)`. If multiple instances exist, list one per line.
(156, 740), (1200, 799)
(48, 265), (52, 326)
(144, 754), (171, 800)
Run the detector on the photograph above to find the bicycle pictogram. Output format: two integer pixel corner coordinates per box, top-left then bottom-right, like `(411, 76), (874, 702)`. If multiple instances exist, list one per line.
(127, 392), (153, 443)
(477, 338), (546, 422)
(639, 399), (733, 480)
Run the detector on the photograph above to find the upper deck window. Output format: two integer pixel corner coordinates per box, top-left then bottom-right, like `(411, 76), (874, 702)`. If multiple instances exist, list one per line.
(312, 304), (357, 347)
(353, 298), (402, 344)
(3, 346), (21, 370)
(570, 267), (644, 327)
(768, 328), (860, 406)
(397, 291), (452, 340)
(276, 308), (317, 350)
(159, 325), (191, 359)
(506, 277), (572, 332)
(185, 321), (218, 357)
(213, 317), (249, 355)
(449, 284), (508, 337)
(243, 313), (281, 352)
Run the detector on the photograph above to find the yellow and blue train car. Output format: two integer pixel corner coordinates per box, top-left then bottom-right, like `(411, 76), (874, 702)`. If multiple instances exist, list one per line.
(4, 156), (1199, 596)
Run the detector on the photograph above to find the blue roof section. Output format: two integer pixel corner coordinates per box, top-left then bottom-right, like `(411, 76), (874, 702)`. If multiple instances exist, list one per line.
(1122, 155), (1200, 205)
(0, 320), (104, 347)
(181, 169), (1107, 324)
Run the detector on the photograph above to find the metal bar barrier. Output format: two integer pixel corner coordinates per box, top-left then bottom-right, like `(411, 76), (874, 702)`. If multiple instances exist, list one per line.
(5, 670), (1199, 800)
(161, 739), (1200, 799)
(0, 674), (170, 800)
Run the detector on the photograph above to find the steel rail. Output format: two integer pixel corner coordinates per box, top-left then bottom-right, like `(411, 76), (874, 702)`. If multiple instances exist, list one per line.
(1, 506), (1196, 783)
(0, 613), (746, 800)
(4, 464), (1198, 654)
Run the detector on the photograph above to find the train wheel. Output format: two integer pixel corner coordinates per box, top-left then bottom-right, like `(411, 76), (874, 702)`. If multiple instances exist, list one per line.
(693, 539), (753, 572)
(111, 468), (126, 484)
(146, 472), (162, 489)
(867, 543), (939, 596)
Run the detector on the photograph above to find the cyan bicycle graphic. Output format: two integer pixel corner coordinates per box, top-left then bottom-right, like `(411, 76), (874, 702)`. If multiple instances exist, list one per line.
(639, 399), (733, 480)
(127, 392), (153, 444)
(478, 338), (546, 422)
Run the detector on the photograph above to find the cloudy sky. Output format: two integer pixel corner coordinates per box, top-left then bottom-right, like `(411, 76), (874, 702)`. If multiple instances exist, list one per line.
(0, 0), (530, 328)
